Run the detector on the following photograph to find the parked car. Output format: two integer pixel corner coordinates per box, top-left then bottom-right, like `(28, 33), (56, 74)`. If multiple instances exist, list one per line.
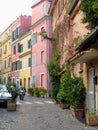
(0, 84), (12, 105)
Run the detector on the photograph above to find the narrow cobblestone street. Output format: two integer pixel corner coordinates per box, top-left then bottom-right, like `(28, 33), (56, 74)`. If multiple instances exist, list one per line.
(0, 96), (98, 130)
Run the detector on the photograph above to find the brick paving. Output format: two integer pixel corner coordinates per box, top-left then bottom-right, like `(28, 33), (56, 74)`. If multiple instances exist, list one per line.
(0, 96), (98, 130)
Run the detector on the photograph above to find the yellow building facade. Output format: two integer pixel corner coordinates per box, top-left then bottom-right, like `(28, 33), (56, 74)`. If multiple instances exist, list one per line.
(19, 29), (31, 91)
(0, 25), (12, 84)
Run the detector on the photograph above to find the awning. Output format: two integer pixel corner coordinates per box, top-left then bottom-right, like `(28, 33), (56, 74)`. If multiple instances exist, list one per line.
(69, 50), (98, 64)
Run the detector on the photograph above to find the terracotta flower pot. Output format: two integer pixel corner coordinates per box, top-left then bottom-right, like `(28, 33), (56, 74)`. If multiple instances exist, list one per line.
(60, 102), (70, 109)
(7, 100), (17, 111)
(52, 99), (59, 104)
(70, 107), (84, 118)
(86, 114), (98, 126)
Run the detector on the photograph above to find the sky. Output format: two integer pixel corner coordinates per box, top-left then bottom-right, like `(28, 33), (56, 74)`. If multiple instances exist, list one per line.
(0, 0), (38, 34)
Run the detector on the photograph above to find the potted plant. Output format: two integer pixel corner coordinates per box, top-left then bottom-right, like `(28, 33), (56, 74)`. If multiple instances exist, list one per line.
(7, 82), (18, 111)
(28, 88), (34, 96)
(47, 52), (61, 104)
(57, 90), (69, 109)
(67, 76), (86, 118)
(38, 87), (47, 98)
(86, 108), (98, 126)
(34, 88), (40, 97)
(57, 70), (71, 109)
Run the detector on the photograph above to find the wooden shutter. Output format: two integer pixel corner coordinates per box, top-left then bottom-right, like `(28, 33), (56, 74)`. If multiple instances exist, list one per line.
(32, 33), (37, 44)
(32, 54), (36, 66)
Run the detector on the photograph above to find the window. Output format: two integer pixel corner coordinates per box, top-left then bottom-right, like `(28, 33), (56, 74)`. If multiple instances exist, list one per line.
(41, 73), (44, 87)
(19, 61), (22, 70)
(4, 45), (7, 54)
(28, 39), (31, 48)
(58, 1), (61, 18)
(13, 45), (16, 55)
(18, 43), (23, 53)
(28, 58), (31, 67)
(41, 50), (44, 64)
(32, 75), (36, 88)
(42, 4), (45, 15)
(12, 62), (14, 71)
(32, 33), (37, 44)
(4, 60), (6, 69)
(17, 27), (20, 38)
(32, 54), (36, 66)
(62, 0), (66, 9)
(8, 57), (11, 67)
(20, 44), (23, 52)
(28, 78), (30, 88)
(24, 78), (26, 88)
(68, 0), (79, 15)
(18, 43), (20, 52)
(8, 42), (11, 50)
(20, 79), (22, 86)
(12, 27), (20, 41)
(41, 27), (46, 41)
(16, 61), (20, 70)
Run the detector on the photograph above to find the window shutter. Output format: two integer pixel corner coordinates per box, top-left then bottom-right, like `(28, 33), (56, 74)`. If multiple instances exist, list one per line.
(12, 31), (14, 41)
(17, 27), (20, 38)
(28, 58), (31, 67)
(19, 61), (22, 69)
(19, 44), (23, 53)
(32, 33), (37, 44)
(21, 45), (23, 52)
(28, 39), (31, 48)
(18, 43), (20, 52)
(32, 75), (36, 88)
(32, 54), (36, 66)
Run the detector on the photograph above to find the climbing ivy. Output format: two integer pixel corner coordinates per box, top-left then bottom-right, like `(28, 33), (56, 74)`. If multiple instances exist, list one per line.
(81, 0), (98, 30)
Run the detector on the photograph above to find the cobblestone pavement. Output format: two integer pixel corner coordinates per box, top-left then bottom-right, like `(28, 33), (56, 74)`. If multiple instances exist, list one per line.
(0, 96), (98, 130)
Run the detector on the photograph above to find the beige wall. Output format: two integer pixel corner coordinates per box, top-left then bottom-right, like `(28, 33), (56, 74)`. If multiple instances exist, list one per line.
(19, 30), (31, 91)
(0, 25), (12, 83)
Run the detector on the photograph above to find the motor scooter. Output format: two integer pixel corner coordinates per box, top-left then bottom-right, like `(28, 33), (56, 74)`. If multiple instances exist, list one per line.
(19, 90), (25, 100)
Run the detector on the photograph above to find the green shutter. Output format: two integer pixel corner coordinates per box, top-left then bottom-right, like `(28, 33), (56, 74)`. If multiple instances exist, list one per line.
(20, 44), (23, 52)
(28, 39), (31, 48)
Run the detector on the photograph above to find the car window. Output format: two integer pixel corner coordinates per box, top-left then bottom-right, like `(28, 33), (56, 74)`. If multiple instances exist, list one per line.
(0, 85), (8, 92)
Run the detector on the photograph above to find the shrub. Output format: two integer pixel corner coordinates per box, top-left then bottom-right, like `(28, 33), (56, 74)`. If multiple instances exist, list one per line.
(47, 52), (62, 100)
(57, 69), (72, 102)
(81, 0), (98, 30)
(47, 62), (61, 99)
(7, 82), (18, 100)
(28, 88), (34, 96)
(38, 87), (47, 97)
(48, 87), (52, 97)
(66, 76), (86, 109)
(34, 88), (40, 97)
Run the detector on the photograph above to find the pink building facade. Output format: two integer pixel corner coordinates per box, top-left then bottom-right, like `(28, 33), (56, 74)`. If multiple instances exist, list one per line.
(11, 15), (31, 86)
(31, 0), (52, 91)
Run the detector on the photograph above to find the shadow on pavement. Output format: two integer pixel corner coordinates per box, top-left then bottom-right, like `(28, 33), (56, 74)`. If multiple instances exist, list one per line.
(0, 102), (7, 108)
